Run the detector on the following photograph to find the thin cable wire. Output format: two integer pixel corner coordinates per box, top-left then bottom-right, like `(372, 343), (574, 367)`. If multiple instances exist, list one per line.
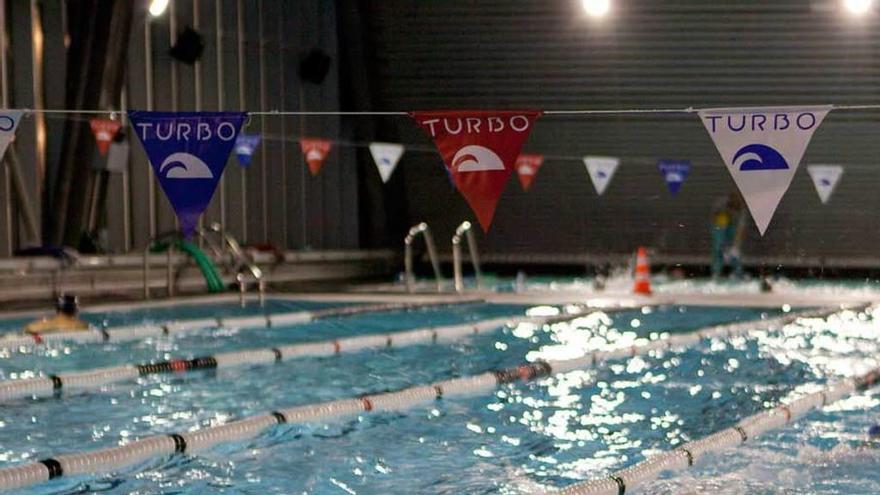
(38, 109), (880, 171)
(14, 103), (880, 117)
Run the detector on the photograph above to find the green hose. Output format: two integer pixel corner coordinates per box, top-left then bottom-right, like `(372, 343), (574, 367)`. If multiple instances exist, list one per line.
(175, 240), (225, 293)
(150, 239), (225, 293)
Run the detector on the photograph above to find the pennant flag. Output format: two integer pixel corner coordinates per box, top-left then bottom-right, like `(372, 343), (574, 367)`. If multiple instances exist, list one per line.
(657, 159), (691, 196)
(369, 142), (405, 183)
(234, 133), (261, 167)
(515, 153), (544, 192)
(300, 138), (332, 176)
(89, 118), (122, 156)
(807, 164), (843, 204)
(583, 156), (620, 196)
(410, 110), (542, 231)
(0, 111), (22, 162)
(699, 106), (830, 235)
(129, 111), (246, 237)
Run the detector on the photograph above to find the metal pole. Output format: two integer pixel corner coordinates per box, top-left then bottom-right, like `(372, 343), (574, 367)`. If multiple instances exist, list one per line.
(120, 88), (131, 252)
(214, 0), (226, 236)
(236, 0), (247, 243)
(166, 242), (174, 298)
(144, 15), (156, 240)
(0, 0), (9, 255)
(194, 0), (204, 248)
(143, 245), (150, 299)
(278, 13), (288, 249)
(258, 7), (268, 243)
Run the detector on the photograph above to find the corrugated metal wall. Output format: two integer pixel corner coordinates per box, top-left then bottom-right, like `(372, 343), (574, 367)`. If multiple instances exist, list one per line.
(363, 0), (880, 265)
(0, 0), (359, 255)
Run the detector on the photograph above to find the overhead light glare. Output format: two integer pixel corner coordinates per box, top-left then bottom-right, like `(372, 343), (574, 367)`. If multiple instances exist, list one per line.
(582, 0), (611, 18)
(149, 0), (170, 17)
(844, 0), (873, 15)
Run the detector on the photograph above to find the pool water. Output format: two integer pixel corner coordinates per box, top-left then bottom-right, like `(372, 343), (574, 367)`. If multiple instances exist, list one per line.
(0, 300), (877, 494)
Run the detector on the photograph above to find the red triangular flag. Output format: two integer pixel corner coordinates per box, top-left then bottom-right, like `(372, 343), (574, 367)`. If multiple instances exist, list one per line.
(410, 110), (541, 231)
(515, 153), (544, 192)
(89, 118), (122, 156)
(300, 138), (332, 176)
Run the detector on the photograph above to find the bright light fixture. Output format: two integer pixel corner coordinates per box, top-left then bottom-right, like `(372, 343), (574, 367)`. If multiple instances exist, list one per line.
(844, 0), (873, 15)
(149, 0), (170, 17)
(582, 0), (611, 18)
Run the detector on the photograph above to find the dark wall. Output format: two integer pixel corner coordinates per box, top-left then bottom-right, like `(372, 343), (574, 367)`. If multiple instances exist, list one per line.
(361, 0), (880, 264)
(0, 0), (360, 254)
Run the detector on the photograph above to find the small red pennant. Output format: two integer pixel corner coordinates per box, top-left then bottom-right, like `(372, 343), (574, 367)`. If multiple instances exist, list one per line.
(515, 153), (544, 192)
(89, 118), (122, 156)
(300, 138), (332, 176)
(410, 110), (542, 231)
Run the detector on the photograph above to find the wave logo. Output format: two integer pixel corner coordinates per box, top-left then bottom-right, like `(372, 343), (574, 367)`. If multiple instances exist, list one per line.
(820, 178), (832, 186)
(451, 145), (504, 172)
(159, 152), (214, 179)
(306, 149), (325, 163)
(733, 144), (788, 171)
(518, 164), (535, 176)
(665, 172), (684, 182)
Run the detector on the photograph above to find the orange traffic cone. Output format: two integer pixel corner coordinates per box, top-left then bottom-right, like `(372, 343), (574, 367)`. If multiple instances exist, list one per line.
(633, 247), (652, 295)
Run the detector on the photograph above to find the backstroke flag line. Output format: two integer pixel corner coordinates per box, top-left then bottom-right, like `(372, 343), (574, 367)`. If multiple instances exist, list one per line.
(698, 106), (831, 235)
(583, 156), (620, 196)
(515, 153), (544, 192)
(234, 133), (261, 167)
(300, 138), (332, 176)
(658, 159), (691, 196)
(129, 111), (247, 237)
(369, 142), (405, 183)
(0, 111), (22, 163)
(410, 110), (542, 231)
(807, 164), (843, 204)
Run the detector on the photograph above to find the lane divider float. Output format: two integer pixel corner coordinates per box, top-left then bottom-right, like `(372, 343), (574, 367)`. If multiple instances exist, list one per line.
(0, 305), (853, 492)
(0, 299), (488, 350)
(549, 366), (880, 495)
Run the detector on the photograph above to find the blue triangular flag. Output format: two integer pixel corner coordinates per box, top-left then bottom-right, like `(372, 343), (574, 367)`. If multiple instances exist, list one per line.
(234, 133), (261, 167)
(129, 111), (247, 237)
(657, 159), (691, 196)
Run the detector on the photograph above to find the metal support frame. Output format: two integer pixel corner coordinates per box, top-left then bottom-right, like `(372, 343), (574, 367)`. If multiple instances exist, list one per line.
(452, 221), (483, 293)
(404, 222), (443, 293)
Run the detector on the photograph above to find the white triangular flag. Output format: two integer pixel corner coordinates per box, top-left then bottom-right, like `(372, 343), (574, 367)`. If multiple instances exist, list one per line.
(698, 106), (830, 235)
(369, 142), (405, 183)
(583, 156), (619, 196)
(0, 111), (23, 162)
(807, 164), (843, 204)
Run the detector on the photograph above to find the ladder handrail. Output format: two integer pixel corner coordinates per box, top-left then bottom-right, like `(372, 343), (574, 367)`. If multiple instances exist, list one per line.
(452, 221), (483, 293)
(404, 222), (443, 293)
(142, 226), (266, 306)
(201, 224), (265, 307)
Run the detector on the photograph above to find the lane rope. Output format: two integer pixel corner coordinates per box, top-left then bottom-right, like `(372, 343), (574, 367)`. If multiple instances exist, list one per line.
(0, 299), (486, 350)
(0, 305), (854, 492)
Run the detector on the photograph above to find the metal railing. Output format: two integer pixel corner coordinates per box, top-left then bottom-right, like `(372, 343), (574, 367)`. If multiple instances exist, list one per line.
(452, 221), (483, 293)
(200, 224), (265, 307)
(142, 234), (176, 300)
(142, 225), (265, 306)
(404, 222), (443, 293)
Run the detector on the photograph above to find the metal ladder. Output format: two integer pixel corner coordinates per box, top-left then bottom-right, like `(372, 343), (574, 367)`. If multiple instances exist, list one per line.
(452, 221), (483, 293)
(143, 225), (266, 306)
(404, 222), (443, 293)
(198, 223), (266, 307)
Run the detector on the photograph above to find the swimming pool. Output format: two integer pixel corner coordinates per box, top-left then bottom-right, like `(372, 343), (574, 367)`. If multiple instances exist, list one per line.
(0, 298), (876, 494)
